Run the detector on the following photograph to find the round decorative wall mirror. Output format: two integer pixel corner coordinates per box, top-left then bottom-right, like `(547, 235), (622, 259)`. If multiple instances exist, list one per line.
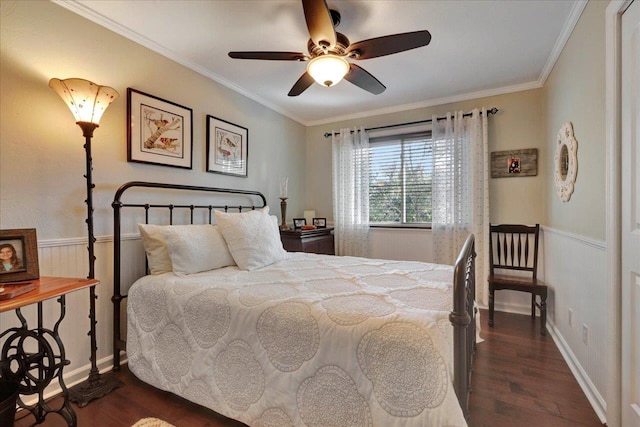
(554, 122), (578, 201)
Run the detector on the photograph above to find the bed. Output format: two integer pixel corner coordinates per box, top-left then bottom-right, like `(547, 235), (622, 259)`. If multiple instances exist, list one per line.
(112, 181), (477, 427)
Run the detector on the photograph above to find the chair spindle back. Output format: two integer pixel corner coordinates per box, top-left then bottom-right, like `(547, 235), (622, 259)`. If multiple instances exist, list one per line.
(489, 224), (540, 279)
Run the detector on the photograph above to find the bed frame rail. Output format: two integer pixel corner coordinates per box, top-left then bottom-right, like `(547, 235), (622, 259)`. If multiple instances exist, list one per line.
(450, 233), (477, 420)
(111, 181), (267, 370)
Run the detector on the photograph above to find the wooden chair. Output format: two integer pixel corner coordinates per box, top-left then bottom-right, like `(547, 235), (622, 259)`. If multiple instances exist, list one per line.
(488, 224), (547, 336)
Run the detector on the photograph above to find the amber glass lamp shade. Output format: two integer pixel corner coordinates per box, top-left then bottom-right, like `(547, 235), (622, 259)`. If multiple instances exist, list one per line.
(49, 78), (119, 125)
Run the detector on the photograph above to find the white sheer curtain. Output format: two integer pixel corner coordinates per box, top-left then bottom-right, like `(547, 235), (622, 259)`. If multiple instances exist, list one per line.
(332, 127), (370, 257)
(431, 109), (490, 305)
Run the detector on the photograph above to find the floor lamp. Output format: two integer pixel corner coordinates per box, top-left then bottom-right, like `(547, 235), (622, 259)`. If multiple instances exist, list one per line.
(49, 78), (124, 407)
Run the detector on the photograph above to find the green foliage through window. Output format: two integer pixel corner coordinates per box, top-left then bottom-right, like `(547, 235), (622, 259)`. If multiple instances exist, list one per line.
(369, 132), (432, 225)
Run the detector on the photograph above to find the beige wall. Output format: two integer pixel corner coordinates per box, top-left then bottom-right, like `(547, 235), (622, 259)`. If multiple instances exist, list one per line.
(542, 0), (606, 241)
(306, 89), (546, 225)
(538, 1), (609, 418)
(0, 0), (307, 240)
(0, 0), (307, 394)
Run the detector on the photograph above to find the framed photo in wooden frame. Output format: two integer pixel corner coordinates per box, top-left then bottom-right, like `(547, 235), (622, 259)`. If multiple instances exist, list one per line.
(313, 218), (327, 228)
(206, 115), (248, 177)
(0, 228), (39, 283)
(293, 218), (307, 229)
(491, 149), (538, 178)
(127, 88), (193, 169)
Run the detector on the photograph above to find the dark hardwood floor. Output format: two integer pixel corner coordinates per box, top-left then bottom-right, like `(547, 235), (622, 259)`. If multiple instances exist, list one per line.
(468, 310), (602, 427)
(14, 310), (602, 426)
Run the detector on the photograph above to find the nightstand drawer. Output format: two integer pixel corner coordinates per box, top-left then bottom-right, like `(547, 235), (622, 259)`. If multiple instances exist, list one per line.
(280, 227), (335, 255)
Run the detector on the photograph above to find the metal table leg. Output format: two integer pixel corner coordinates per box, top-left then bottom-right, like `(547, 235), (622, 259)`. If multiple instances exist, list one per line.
(0, 295), (76, 426)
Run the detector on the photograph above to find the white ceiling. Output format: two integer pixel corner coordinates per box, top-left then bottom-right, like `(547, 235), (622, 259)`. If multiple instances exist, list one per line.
(59, 0), (586, 126)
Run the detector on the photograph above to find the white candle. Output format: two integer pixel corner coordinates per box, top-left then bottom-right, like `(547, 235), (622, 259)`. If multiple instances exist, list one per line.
(304, 210), (315, 225)
(280, 177), (288, 198)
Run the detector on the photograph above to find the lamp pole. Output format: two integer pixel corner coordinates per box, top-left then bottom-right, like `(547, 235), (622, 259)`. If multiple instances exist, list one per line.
(79, 122), (97, 281)
(280, 197), (289, 231)
(67, 122), (124, 407)
(49, 78), (123, 407)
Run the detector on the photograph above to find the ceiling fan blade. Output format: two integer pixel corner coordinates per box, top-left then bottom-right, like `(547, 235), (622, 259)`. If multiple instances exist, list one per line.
(288, 72), (315, 96)
(344, 64), (386, 95)
(229, 51), (307, 61)
(302, 0), (337, 49)
(346, 30), (432, 60)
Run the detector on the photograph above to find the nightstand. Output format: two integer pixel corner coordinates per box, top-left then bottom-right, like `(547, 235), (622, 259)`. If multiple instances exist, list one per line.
(280, 227), (335, 255)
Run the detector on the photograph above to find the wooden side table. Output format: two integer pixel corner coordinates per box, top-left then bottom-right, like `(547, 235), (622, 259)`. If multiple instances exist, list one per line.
(280, 227), (335, 255)
(0, 277), (98, 427)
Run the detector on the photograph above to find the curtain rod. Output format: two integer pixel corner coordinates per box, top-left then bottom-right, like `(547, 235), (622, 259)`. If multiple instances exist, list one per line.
(323, 107), (499, 138)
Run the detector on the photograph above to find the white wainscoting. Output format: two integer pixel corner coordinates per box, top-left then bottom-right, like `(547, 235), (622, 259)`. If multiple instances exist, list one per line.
(541, 226), (607, 423)
(0, 234), (144, 405)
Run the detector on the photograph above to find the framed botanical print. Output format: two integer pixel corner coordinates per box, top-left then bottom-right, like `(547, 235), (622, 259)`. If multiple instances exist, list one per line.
(127, 88), (193, 169)
(206, 115), (248, 177)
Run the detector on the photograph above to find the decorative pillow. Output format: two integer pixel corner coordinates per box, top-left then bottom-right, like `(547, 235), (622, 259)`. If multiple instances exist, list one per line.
(138, 224), (235, 275)
(214, 207), (288, 271)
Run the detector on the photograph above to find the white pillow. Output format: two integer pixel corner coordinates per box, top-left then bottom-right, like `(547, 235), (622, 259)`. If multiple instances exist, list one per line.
(214, 207), (287, 271)
(164, 225), (235, 275)
(138, 224), (234, 275)
(138, 224), (172, 275)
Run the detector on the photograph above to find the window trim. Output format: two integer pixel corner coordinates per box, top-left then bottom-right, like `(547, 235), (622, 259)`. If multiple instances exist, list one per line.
(370, 223), (432, 230)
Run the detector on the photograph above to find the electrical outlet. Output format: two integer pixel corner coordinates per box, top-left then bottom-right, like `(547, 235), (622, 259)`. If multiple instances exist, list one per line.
(568, 308), (573, 327)
(582, 324), (588, 345)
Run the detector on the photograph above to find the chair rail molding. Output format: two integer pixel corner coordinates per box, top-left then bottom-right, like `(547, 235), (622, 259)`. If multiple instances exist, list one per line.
(540, 226), (606, 251)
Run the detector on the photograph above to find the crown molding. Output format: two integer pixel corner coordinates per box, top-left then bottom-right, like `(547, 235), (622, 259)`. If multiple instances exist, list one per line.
(53, 0), (588, 127)
(537, 0), (588, 86)
(51, 0), (307, 125)
(304, 80), (542, 126)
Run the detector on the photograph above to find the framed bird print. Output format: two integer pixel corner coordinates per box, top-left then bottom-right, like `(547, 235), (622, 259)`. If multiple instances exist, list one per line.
(127, 88), (193, 169)
(206, 115), (248, 177)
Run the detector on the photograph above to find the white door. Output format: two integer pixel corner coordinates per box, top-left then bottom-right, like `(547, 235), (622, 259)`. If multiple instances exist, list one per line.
(622, 0), (640, 425)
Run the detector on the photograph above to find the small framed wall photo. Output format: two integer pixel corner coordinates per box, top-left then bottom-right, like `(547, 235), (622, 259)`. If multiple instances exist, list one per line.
(293, 218), (307, 229)
(127, 88), (193, 169)
(491, 149), (538, 178)
(313, 218), (327, 228)
(0, 228), (39, 283)
(206, 115), (248, 177)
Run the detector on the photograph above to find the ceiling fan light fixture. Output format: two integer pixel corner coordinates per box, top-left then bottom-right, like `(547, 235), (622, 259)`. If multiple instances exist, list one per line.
(307, 55), (349, 87)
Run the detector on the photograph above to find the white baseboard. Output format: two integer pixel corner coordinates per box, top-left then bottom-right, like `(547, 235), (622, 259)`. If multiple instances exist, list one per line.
(485, 303), (606, 424)
(18, 353), (127, 408)
(546, 318), (607, 424)
(477, 300), (532, 316)
(491, 304), (607, 423)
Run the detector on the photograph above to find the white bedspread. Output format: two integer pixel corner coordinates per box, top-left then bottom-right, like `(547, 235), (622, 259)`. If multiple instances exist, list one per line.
(127, 253), (467, 427)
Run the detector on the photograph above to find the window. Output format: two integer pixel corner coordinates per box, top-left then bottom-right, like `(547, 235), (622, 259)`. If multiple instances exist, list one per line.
(369, 131), (432, 227)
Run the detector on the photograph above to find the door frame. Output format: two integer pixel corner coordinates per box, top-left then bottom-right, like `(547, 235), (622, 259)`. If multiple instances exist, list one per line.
(605, 1), (633, 426)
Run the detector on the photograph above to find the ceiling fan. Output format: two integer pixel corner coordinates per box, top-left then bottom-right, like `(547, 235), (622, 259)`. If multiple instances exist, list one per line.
(228, 0), (432, 96)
